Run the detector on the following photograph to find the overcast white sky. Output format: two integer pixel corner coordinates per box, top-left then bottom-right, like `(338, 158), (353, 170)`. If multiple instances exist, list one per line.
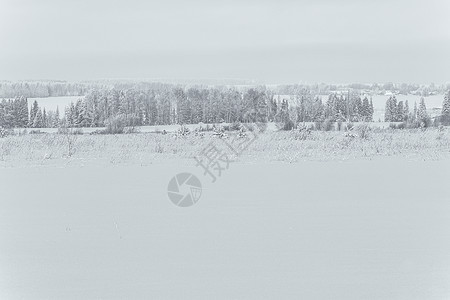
(1, 0), (449, 84)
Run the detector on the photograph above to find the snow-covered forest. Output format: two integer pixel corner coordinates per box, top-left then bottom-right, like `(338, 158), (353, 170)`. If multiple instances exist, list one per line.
(2, 85), (450, 130)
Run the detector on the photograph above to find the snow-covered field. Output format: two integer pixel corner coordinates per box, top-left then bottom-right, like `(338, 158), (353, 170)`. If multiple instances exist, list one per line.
(1, 129), (450, 299)
(1, 127), (450, 165)
(27, 96), (84, 111)
(1, 158), (450, 299)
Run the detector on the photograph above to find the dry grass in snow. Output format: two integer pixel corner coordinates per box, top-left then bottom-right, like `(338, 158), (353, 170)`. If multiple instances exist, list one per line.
(0, 127), (449, 167)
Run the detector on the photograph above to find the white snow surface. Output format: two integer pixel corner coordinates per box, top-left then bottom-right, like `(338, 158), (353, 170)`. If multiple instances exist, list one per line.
(1, 158), (450, 299)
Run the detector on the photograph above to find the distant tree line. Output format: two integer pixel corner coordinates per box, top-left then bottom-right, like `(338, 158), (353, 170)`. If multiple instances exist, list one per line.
(59, 88), (374, 128)
(274, 82), (449, 97)
(2, 80), (448, 99)
(321, 93), (374, 122)
(28, 101), (61, 128)
(384, 96), (433, 127)
(384, 96), (411, 122)
(0, 97), (61, 129)
(441, 91), (450, 126)
(0, 81), (105, 98)
(0, 97), (29, 128)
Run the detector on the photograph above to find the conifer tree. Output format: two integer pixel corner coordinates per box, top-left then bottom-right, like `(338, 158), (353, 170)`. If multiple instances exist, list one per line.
(413, 101), (417, 121)
(3, 100), (15, 128)
(17, 97), (29, 127)
(79, 100), (89, 127)
(42, 108), (47, 128)
(417, 97), (429, 127)
(441, 91), (450, 125)
(53, 107), (60, 128)
(404, 100), (409, 122)
(355, 96), (363, 120)
(46, 110), (54, 128)
(33, 108), (44, 128)
(384, 97), (392, 122)
(369, 98), (374, 121)
(384, 96), (399, 122)
(0, 100), (5, 128)
(29, 100), (39, 127)
(396, 101), (404, 122)
(361, 97), (370, 121)
(325, 94), (337, 121)
(390, 96), (398, 121)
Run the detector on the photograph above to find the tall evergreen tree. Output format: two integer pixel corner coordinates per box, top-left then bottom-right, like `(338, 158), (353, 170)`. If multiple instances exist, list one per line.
(441, 91), (450, 125)
(361, 97), (370, 121)
(413, 101), (418, 121)
(53, 107), (60, 128)
(404, 100), (409, 122)
(33, 108), (44, 128)
(396, 101), (404, 122)
(15, 96), (29, 127)
(325, 94), (337, 121)
(29, 100), (39, 127)
(3, 100), (15, 128)
(42, 108), (47, 128)
(384, 96), (399, 122)
(384, 97), (392, 122)
(0, 100), (5, 128)
(369, 98), (374, 121)
(417, 97), (429, 127)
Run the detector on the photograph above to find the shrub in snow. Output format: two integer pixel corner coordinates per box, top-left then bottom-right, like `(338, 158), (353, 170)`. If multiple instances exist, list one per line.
(221, 124), (231, 131)
(322, 118), (334, 131)
(104, 115), (127, 134)
(346, 122), (354, 131)
(123, 126), (140, 134)
(64, 134), (78, 157)
(343, 122), (356, 138)
(355, 123), (371, 139)
(29, 130), (44, 134)
(154, 141), (164, 153)
(58, 126), (83, 135)
(231, 121), (242, 131)
(202, 124), (214, 132)
(212, 127), (228, 138)
(0, 127), (14, 138)
(71, 128), (84, 135)
(389, 123), (399, 129)
(89, 129), (104, 135)
(193, 130), (205, 138)
(282, 119), (295, 131)
(237, 128), (247, 138)
(397, 122), (406, 129)
(294, 125), (312, 140)
(344, 131), (356, 138)
(176, 126), (190, 137)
